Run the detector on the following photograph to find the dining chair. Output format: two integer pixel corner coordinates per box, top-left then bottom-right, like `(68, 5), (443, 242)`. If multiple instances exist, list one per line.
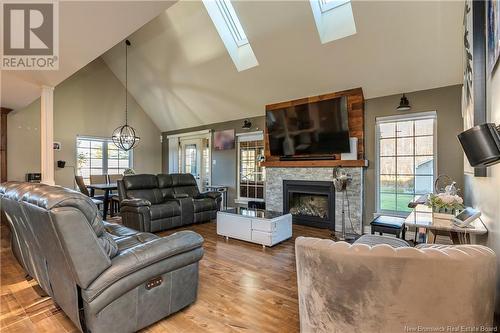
(108, 174), (123, 217)
(90, 174), (108, 196)
(74, 176), (104, 209)
(108, 174), (122, 184)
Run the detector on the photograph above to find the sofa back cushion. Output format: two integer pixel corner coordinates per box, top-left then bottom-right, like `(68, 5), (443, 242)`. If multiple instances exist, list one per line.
(122, 174), (163, 204)
(171, 173), (200, 198)
(157, 174), (175, 200)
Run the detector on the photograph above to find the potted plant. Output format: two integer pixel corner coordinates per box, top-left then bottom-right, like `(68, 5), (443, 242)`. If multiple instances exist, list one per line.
(427, 193), (464, 218)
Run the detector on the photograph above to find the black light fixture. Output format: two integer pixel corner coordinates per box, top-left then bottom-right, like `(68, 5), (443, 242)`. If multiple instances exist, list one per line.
(458, 123), (500, 167)
(396, 93), (411, 111)
(242, 119), (252, 129)
(112, 39), (140, 151)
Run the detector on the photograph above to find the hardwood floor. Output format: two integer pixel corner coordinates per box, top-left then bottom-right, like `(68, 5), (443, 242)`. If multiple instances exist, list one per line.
(0, 220), (331, 333)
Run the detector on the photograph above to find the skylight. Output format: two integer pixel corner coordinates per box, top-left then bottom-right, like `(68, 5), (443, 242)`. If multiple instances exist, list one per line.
(319, 0), (350, 13)
(203, 0), (258, 72)
(310, 0), (356, 44)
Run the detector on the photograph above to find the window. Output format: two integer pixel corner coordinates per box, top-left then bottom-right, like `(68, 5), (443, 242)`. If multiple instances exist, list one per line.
(184, 144), (198, 175)
(376, 112), (437, 215)
(77, 137), (132, 184)
(319, 0), (350, 13)
(237, 133), (265, 201)
(214, 0), (248, 47)
(309, 0), (356, 44)
(203, 0), (258, 71)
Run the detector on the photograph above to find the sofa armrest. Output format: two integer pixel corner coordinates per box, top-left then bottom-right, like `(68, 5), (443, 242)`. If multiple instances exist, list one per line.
(121, 198), (151, 207)
(82, 231), (204, 305)
(196, 191), (222, 200)
(120, 199), (152, 232)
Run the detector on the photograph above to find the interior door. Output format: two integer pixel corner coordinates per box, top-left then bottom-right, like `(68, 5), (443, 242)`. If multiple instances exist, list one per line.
(180, 138), (203, 189)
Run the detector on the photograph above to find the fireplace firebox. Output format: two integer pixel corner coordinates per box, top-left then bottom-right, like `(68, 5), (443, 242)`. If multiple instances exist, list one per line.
(283, 180), (335, 230)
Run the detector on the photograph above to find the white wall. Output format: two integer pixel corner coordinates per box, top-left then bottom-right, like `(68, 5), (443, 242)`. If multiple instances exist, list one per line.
(464, 67), (500, 315)
(7, 58), (162, 187)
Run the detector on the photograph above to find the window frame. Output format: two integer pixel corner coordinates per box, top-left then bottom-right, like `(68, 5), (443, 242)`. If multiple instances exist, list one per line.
(375, 111), (438, 216)
(319, 0), (350, 13)
(236, 131), (265, 203)
(76, 135), (133, 184)
(214, 0), (249, 47)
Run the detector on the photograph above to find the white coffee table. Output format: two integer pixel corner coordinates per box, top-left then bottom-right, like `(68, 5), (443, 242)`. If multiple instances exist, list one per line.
(217, 207), (292, 247)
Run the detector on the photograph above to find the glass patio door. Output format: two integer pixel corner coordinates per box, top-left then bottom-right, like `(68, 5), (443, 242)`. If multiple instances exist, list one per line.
(180, 138), (210, 190)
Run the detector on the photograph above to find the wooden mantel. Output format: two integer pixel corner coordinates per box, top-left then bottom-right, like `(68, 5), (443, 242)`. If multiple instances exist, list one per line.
(261, 159), (368, 168)
(263, 88), (367, 168)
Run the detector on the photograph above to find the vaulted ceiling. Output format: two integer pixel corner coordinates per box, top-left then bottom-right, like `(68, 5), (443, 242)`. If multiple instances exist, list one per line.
(1, 1), (175, 110)
(102, 0), (464, 132)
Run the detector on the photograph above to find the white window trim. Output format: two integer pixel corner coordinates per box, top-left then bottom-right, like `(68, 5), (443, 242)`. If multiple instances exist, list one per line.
(237, 131), (265, 203)
(319, 0), (350, 13)
(375, 111), (438, 217)
(214, 0), (248, 47)
(166, 129), (211, 139)
(309, 0), (356, 44)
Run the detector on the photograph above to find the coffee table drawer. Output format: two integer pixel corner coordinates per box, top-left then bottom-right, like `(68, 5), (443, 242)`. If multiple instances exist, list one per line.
(251, 230), (272, 246)
(252, 219), (275, 232)
(217, 213), (252, 241)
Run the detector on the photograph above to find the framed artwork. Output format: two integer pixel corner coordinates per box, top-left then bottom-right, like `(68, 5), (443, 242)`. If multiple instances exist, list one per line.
(214, 129), (235, 150)
(487, 0), (500, 74)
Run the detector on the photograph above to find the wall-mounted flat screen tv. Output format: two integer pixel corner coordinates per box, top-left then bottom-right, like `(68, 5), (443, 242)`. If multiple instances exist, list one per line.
(266, 96), (350, 157)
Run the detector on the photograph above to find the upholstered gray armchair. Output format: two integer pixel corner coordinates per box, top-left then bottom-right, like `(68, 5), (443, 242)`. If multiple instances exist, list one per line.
(295, 237), (497, 333)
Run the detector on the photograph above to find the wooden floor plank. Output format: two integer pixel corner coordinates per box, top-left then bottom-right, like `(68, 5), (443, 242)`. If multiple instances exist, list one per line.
(0, 220), (330, 332)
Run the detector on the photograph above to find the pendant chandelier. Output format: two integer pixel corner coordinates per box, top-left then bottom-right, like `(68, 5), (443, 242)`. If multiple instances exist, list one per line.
(112, 39), (140, 151)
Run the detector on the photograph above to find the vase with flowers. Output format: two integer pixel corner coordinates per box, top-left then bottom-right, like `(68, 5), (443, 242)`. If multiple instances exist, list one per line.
(427, 193), (465, 219)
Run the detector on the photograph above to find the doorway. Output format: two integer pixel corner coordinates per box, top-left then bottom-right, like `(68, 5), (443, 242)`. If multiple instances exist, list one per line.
(179, 136), (211, 191)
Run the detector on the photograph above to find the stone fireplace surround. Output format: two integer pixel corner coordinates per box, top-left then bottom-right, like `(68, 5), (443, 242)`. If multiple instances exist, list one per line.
(265, 167), (364, 234)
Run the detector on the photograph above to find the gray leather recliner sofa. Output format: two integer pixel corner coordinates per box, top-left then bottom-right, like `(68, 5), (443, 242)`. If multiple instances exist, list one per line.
(0, 182), (204, 333)
(119, 173), (221, 232)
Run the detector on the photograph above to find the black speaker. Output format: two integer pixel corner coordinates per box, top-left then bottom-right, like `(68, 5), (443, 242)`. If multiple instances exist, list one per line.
(57, 160), (66, 168)
(457, 123), (500, 167)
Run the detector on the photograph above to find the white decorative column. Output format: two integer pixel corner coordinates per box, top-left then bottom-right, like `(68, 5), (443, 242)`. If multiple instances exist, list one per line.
(40, 86), (55, 185)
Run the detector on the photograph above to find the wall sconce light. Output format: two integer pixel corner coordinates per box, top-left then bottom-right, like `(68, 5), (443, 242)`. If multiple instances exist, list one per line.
(242, 119), (252, 129)
(396, 94), (411, 111)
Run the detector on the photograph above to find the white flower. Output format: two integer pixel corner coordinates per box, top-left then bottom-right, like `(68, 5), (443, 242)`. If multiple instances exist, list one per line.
(436, 193), (463, 205)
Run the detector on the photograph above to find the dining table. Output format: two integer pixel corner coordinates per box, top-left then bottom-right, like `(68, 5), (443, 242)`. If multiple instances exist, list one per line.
(87, 183), (117, 220)
(404, 204), (488, 244)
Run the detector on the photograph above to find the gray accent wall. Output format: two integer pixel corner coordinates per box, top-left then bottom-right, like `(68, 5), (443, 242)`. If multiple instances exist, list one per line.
(162, 116), (265, 204)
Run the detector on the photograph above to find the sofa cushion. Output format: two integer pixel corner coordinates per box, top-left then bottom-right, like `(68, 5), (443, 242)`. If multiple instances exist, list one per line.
(171, 173), (197, 187)
(103, 221), (138, 238)
(193, 198), (217, 213)
(353, 234), (410, 248)
(150, 201), (181, 220)
(157, 174), (173, 188)
(370, 215), (405, 229)
(122, 174), (159, 190)
(115, 233), (160, 252)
